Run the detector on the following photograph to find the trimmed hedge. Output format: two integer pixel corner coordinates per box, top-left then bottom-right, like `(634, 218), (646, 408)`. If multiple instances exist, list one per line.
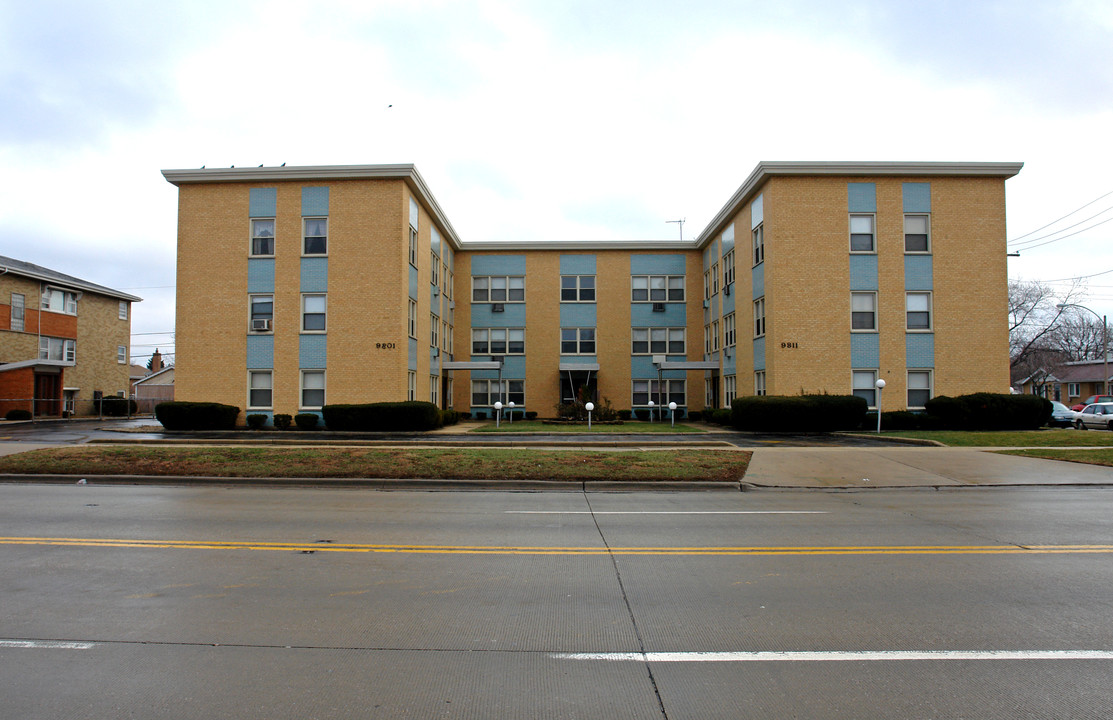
(5, 409), (32, 421)
(294, 413), (319, 430)
(155, 401), (240, 430)
(731, 395), (868, 432)
(321, 401), (443, 431)
(246, 414), (268, 429)
(924, 393), (1051, 430)
(273, 414), (292, 430)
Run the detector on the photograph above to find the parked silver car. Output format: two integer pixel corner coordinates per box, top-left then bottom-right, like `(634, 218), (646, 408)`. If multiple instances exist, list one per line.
(1074, 402), (1113, 430)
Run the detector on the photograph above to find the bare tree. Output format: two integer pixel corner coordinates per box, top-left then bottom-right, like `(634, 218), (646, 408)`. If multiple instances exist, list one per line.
(1050, 313), (1108, 361)
(1009, 279), (1085, 369)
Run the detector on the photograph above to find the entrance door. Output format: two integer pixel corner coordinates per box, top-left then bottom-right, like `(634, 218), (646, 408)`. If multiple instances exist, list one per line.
(33, 373), (61, 416)
(560, 372), (597, 406)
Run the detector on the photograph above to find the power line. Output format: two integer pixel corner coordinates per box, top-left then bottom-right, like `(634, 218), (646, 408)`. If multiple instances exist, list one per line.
(1009, 206), (1113, 249)
(1007, 216), (1113, 252)
(1009, 188), (1113, 244)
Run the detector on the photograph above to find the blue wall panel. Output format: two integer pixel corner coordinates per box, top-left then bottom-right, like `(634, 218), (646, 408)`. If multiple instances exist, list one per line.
(630, 356), (686, 379)
(906, 333), (935, 367)
(408, 265), (418, 299)
(904, 255), (933, 290)
(471, 356), (526, 379)
(249, 188), (276, 217)
(848, 183), (877, 213)
(247, 259), (275, 293)
(299, 334), (327, 369)
(631, 303), (685, 326)
(630, 254), (686, 275)
(849, 254), (879, 291)
(560, 254), (596, 274)
(301, 187), (329, 216)
(722, 286), (736, 315)
(752, 264), (765, 299)
(246, 335), (274, 369)
(851, 333), (880, 367)
(471, 255), (526, 275)
(408, 338), (418, 371)
(903, 183), (932, 213)
(753, 337), (766, 371)
(560, 304), (597, 326)
(300, 258), (328, 292)
(471, 303), (526, 327)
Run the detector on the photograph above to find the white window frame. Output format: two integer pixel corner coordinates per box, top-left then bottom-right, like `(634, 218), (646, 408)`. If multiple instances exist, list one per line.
(755, 370), (766, 396)
(301, 294), (327, 333)
(632, 327), (685, 355)
(408, 299), (417, 339)
(851, 292), (877, 332)
(632, 275), (685, 303)
(560, 275), (596, 303)
(723, 250), (735, 288)
(431, 375), (440, 405)
(251, 218), (275, 257)
(906, 292), (932, 331)
(250, 294), (274, 333)
(472, 276), (525, 303)
(704, 324), (711, 355)
(850, 214), (876, 253)
(431, 252), (440, 286)
(471, 379), (524, 407)
(752, 223), (764, 266)
(430, 313), (439, 348)
(724, 375), (737, 405)
(712, 320), (719, 352)
(907, 370), (932, 409)
(703, 270), (711, 301)
(409, 226), (418, 267)
(724, 312), (736, 348)
(472, 328), (525, 355)
(41, 287), (77, 315)
(904, 214), (931, 253)
(407, 371), (416, 401)
(10, 293), (24, 332)
(248, 370), (273, 410)
(853, 369), (879, 409)
(754, 297), (766, 338)
(38, 336), (75, 362)
(1068, 382), (1081, 398)
(301, 370), (325, 409)
(303, 217), (328, 256)
(632, 379), (686, 408)
(117, 345), (127, 364)
(711, 264), (719, 296)
(118, 301), (128, 321)
(560, 327), (596, 355)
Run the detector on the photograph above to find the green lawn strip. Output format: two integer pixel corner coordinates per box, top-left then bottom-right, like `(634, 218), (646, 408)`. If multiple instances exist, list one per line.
(470, 420), (704, 434)
(0, 447), (750, 482)
(878, 429), (1113, 447)
(997, 448), (1113, 467)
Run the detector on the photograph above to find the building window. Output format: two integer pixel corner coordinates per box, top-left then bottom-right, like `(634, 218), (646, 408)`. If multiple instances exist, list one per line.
(408, 300), (417, 339)
(632, 327), (685, 355)
(753, 224), (764, 265)
(753, 297), (766, 338)
(408, 371), (416, 401)
(117, 345), (127, 364)
(409, 226), (418, 267)
(442, 320), (450, 351)
(431, 252), (440, 286)
(561, 275), (596, 302)
(472, 328), (524, 355)
(251, 218), (275, 256)
(710, 264), (719, 296)
(723, 250), (735, 288)
(303, 217), (327, 255)
(473, 276), (525, 303)
(851, 292), (877, 331)
(39, 337), (75, 362)
(118, 301), (128, 320)
(632, 379), (686, 407)
(302, 294), (326, 332)
(431, 375), (440, 405)
(703, 270), (711, 301)
(724, 312), (736, 348)
(447, 323), (454, 354)
(1068, 382), (1080, 398)
(561, 327), (596, 354)
(705, 377), (714, 406)
(905, 215), (930, 253)
(632, 275), (684, 302)
(10, 293), (24, 332)
(853, 370), (879, 408)
(755, 371), (766, 396)
(850, 214), (876, 253)
(472, 379), (524, 406)
(430, 314), (439, 347)
(908, 370), (932, 409)
(248, 371), (273, 409)
(447, 271), (454, 300)
(41, 287), (78, 315)
(906, 292), (932, 330)
(704, 324), (711, 355)
(724, 375), (737, 405)
(250, 295), (273, 332)
(712, 320), (719, 351)
(301, 371), (325, 409)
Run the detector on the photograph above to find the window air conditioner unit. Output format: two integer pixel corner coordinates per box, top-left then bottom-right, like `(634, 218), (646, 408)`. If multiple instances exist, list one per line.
(492, 303), (505, 312)
(724, 284), (731, 296)
(652, 303), (666, 312)
(434, 286), (440, 296)
(252, 319), (271, 331)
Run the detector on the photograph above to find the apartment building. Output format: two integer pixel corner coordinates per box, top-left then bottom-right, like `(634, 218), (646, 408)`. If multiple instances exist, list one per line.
(162, 161), (1021, 424)
(0, 255), (140, 417)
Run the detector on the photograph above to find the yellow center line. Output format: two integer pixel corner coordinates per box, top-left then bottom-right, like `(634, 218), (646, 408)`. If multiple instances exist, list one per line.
(1, 536), (1112, 556)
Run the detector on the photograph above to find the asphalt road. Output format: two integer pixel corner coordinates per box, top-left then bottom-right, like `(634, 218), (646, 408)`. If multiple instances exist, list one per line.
(2, 484), (1112, 719)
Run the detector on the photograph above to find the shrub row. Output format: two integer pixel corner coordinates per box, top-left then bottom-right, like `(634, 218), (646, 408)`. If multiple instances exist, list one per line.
(731, 395), (868, 432)
(923, 393), (1051, 431)
(322, 401), (443, 431)
(155, 402), (239, 430)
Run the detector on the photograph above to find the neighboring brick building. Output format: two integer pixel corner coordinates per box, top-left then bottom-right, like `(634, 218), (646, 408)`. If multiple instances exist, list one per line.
(0, 256), (140, 417)
(162, 161), (1021, 424)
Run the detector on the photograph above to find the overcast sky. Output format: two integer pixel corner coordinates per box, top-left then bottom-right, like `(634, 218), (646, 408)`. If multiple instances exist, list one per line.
(2, 0), (1111, 364)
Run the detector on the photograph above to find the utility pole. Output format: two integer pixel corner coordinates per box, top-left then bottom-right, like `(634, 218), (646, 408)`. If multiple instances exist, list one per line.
(666, 219), (685, 242)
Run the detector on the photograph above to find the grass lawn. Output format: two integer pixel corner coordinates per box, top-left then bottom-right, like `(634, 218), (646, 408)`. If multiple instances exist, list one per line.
(470, 420), (704, 433)
(878, 428), (1113, 447)
(997, 448), (1113, 467)
(0, 446), (750, 482)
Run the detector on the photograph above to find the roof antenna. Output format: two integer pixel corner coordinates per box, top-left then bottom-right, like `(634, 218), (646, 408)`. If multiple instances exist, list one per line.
(666, 218), (686, 242)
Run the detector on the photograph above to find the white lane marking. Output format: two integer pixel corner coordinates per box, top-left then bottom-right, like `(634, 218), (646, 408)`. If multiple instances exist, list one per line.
(506, 511), (827, 515)
(0, 640), (94, 650)
(553, 650), (1113, 662)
